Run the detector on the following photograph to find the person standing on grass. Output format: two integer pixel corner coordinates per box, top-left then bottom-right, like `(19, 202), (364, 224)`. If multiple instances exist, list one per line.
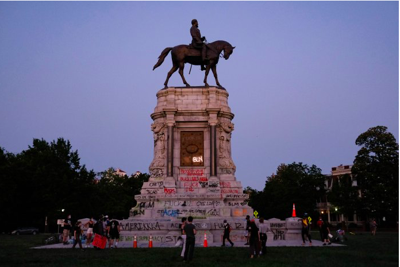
(72, 221), (84, 250)
(104, 215), (111, 248)
(244, 215), (250, 245)
(180, 217), (187, 258)
(258, 217), (269, 255)
(248, 218), (260, 258)
(322, 220), (332, 245)
(183, 216), (196, 262)
(317, 216), (324, 241)
(63, 214), (72, 245)
(84, 217), (95, 248)
(108, 216), (121, 248)
(370, 219), (378, 236)
(221, 219), (234, 247)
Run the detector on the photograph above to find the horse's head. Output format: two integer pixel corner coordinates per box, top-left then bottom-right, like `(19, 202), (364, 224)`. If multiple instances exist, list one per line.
(223, 45), (235, 60)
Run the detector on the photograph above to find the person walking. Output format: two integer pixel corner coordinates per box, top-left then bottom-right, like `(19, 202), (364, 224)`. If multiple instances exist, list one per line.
(180, 217), (187, 258)
(183, 216), (196, 262)
(300, 213), (312, 246)
(72, 221), (84, 250)
(84, 217), (95, 248)
(248, 219), (260, 258)
(221, 220), (234, 247)
(258, 217), (269, 255)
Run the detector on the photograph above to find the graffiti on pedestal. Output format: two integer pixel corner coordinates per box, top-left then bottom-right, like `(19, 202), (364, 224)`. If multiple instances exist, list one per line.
(121, 222), (161, 231)
(270, 222), (286, 240)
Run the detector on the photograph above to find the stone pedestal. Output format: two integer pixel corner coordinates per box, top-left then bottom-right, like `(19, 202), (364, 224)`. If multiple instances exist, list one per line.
(120, 87), (252, 245)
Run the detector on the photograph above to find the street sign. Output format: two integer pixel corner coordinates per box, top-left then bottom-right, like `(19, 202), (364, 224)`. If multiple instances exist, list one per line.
(253, 210), (259, 218)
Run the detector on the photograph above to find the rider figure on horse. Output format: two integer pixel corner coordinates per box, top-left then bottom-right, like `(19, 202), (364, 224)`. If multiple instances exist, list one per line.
(190, 19), (207, 71)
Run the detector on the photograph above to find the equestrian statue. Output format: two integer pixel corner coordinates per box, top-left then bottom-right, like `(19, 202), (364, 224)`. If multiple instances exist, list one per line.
(153, 19), (235, 88)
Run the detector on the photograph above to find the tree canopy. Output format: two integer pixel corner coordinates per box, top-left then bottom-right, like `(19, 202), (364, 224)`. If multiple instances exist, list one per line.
(0, 138), (149, 232)
(248, 162), (326, 220)
(352, 126), (399, 222)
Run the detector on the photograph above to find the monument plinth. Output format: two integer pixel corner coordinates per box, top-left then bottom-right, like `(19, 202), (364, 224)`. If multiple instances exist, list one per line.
(120, 87), (252, 245)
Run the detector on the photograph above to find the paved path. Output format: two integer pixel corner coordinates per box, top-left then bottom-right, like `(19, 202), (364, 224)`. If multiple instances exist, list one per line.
(33, 240), (344, 249)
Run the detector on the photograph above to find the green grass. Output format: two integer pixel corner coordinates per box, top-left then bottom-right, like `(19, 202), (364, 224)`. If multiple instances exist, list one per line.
(0, 232), (398, 267)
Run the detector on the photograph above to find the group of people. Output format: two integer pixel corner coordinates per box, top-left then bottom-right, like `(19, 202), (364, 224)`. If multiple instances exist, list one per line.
(61, 215), (121, 250)
(62, 213), (352, 253)
(177, 215), (270, 261)
(244, 215), (269, 259)
(178, 216), (197, 262)
(316, 216), (332, 245)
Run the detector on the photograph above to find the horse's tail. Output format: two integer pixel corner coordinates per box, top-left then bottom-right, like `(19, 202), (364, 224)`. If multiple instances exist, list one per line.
(153, 47), (172, 70)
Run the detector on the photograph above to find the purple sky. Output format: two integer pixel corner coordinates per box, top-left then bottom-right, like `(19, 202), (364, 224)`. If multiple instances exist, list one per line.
(0, 2), (398, 190)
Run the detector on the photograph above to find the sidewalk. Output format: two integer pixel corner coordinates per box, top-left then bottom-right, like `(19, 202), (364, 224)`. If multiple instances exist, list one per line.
(33, 240), (344, 249)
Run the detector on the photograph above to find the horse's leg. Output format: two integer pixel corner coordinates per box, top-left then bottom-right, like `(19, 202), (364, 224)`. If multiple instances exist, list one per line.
(203, 64), (211, 87)
(178, 62), (190, 87)
(211, 65), (222, 88)
(164, 64), (178, 88)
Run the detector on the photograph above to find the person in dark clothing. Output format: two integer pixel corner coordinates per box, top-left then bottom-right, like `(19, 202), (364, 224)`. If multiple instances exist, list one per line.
(221, 219), (234, 247)
(322, 220), (331, 245)
(248, 219), (260, 258)
(299, 213), (312, 246)
(183, 216), (196, 262)
(317, 216), (324, 241)
(63, 214), (72, 245)
(72, 221), (83, 249)
(244, 215), (250, 245)
(92, 216), (106, 250)
(108, 217), (120, 248)
(93, 216), (105, 236)
(190, 19), (207, 70)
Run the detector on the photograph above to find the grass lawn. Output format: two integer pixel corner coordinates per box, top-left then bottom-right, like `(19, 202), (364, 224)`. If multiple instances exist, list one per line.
(0, 231), (398, 267)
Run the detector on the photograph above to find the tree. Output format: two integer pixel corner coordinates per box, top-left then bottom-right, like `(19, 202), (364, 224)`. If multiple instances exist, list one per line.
(249, 162), (326, 220)
(0, 139), (151, 232)
(352, 126), (399, 223)
(0, 138), (96, 232)
(95, 168), (150, 219)
(0, 147), (19, 231)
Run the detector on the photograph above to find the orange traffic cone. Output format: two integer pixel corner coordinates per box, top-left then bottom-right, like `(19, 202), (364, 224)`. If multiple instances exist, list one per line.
(133, 235), (137, 248)
(292, 203), (296, 217)
(148, 235), (153, 248)
(203, 233), (208, 247)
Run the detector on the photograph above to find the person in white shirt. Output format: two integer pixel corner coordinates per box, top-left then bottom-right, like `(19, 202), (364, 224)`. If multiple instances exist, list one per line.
(258, 217), (269, 255)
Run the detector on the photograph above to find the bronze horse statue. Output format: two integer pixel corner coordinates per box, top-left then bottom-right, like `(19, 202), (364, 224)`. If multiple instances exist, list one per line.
(153, 40), (235, 88)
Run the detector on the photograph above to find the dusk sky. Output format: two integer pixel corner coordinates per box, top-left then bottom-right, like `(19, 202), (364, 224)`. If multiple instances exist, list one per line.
(0, 1), (398, 190)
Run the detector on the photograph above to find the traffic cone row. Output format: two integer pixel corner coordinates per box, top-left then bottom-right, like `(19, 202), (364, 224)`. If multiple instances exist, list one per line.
(203, 233), (208, 247)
